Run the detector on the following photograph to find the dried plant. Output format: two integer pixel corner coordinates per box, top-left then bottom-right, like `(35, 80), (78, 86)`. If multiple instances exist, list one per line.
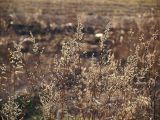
(0, 96), (22, 120)
(39, 81), (57, 120)
(0, 15), (159, 120)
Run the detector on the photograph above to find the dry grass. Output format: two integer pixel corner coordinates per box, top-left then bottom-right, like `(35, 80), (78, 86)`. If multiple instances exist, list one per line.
(0, 1), (160, 119)
(0, 16), (159, 119)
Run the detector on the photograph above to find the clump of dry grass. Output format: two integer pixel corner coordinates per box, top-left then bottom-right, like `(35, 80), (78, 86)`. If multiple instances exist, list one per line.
(0, 96), (22, 120)
(0, 15), (159, 120)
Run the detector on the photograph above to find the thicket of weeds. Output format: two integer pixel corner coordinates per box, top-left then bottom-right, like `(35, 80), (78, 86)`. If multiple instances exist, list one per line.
(0, 16), (160, 120)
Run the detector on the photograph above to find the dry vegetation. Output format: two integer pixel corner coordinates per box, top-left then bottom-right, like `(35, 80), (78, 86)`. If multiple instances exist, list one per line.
(0, 0), (160, 120)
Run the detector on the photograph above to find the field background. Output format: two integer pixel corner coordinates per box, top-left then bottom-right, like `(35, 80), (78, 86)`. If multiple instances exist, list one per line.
(0, 0), (159, 26)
